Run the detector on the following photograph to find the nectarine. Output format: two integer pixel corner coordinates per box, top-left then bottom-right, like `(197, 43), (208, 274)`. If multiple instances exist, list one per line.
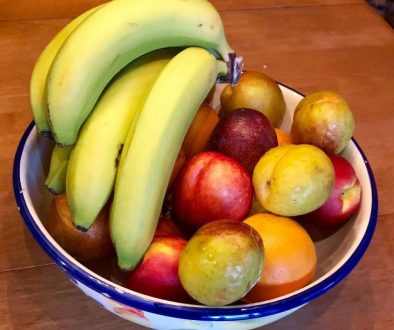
(127, 236), (190, 303)
(172, 151), (253, 229)
(45, 194), (113, 261)
(305, 152), (361, 226)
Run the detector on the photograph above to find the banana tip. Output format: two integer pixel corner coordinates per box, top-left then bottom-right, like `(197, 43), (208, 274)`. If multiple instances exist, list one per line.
(40, 130), (54, 139)
(75, 224), (89, 233)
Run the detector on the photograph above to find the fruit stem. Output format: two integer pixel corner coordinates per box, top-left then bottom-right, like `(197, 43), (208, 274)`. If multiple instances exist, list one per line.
(216, 53), (243, 86)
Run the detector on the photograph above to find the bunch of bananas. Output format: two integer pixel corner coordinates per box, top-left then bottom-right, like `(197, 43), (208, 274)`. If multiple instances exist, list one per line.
(31, 0), (237, 270)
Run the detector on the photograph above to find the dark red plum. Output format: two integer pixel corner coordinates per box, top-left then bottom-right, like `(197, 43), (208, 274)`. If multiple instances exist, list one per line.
(210, 108), (278, 174)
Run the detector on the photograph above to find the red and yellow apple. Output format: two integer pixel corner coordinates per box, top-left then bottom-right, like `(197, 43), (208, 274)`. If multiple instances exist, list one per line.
(126, 236), (191, 303)
(304, 152), (361, 226)
(172, 151), (253, 229)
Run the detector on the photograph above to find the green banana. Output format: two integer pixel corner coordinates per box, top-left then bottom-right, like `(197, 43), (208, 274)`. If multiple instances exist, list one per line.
(45, 145), (72, 194)
(66, 49), (177, 231)
(46, 0), (233, 146)
(29, 4), (104, 135)
(110, 47), (226, 270)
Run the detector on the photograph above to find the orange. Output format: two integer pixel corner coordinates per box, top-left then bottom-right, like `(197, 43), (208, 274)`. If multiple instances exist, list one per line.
(243, 213), (317, 302)
(168, 147), (186, 187)
(275, 128), (293, 146)
(204, 84), (216, 104)
(182, 103), (219, 159)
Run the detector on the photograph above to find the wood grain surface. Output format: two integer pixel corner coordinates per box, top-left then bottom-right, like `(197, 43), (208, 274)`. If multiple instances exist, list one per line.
(0, 0), (393, 329)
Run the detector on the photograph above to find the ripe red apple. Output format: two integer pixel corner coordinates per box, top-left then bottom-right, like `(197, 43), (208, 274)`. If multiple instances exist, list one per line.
(126, 236), (191, 302)
(210, 108), (278, 174)
(305, 152), (361, 226)
(172, 151), (253, 229)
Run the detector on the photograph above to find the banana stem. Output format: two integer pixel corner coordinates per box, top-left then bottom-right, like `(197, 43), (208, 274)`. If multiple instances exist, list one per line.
(216, 53), (243, 86)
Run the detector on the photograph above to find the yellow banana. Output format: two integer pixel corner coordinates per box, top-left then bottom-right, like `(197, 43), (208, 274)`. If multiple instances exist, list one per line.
(46, 0), (233, 146)
(45, 145), (72, 194)
(66, 49), (177, 230)
(110, 47), (226, 270)
(29, 4), (104, 135)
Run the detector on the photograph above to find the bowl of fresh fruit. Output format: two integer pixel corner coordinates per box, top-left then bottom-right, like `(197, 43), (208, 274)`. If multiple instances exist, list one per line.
(13, 1), (378, 329)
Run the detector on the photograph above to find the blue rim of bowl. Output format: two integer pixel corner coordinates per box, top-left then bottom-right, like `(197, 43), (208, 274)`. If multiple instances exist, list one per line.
(13, 96), (378, 322)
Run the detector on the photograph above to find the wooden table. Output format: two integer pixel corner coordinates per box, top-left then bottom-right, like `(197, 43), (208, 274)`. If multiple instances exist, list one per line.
(1, 0), (393, 329)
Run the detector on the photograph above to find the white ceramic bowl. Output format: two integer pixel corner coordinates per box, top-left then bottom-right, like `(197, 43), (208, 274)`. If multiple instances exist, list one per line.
(13, 85), (378, 329)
